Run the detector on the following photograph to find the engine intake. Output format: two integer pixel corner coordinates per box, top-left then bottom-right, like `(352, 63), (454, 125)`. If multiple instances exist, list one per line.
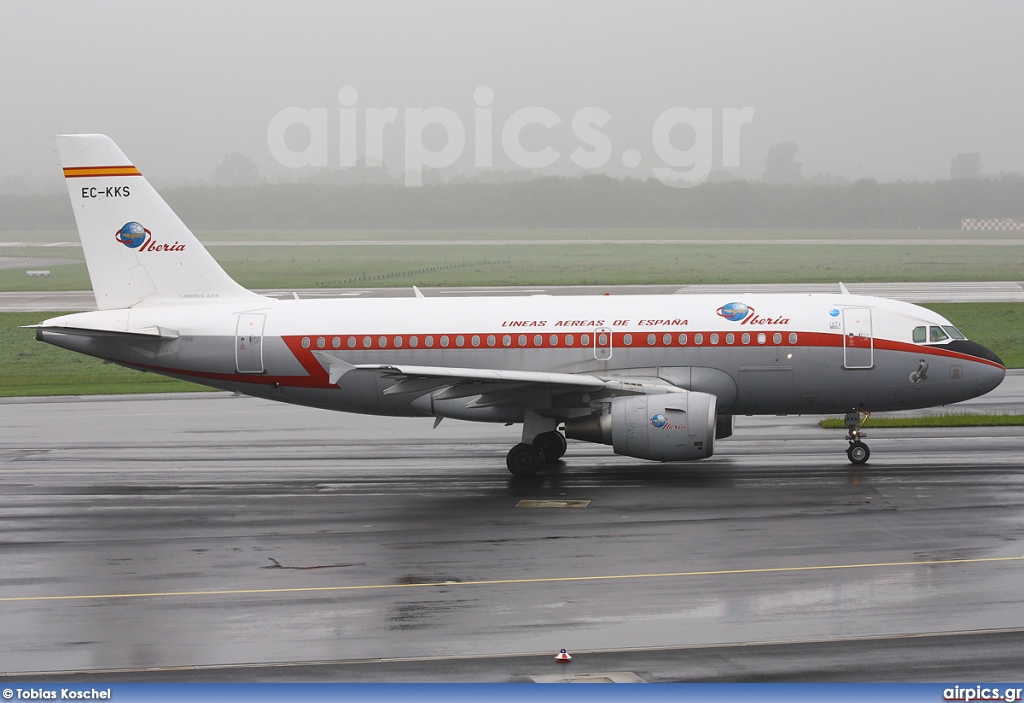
(565, 391), (717, 461)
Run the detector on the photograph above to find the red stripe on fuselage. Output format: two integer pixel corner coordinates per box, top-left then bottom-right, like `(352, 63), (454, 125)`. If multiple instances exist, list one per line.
(122, 329), (1003, 391)
(274, 329), (1002, 387)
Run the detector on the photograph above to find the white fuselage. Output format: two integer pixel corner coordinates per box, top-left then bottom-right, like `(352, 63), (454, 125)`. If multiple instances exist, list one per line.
(41, 291), (1006, 419)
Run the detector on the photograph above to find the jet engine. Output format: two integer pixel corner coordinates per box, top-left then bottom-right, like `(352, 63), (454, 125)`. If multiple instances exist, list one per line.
(564, 391), (717, 461)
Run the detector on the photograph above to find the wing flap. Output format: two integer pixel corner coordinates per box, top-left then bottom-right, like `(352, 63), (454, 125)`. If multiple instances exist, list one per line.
(359, 363), (609, 389)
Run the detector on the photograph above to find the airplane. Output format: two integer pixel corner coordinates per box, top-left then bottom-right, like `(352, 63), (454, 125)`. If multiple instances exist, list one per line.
(32, 134), (1006, 476)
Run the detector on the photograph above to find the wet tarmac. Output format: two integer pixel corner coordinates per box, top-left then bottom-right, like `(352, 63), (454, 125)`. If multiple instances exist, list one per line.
(2, 380), (1024, 681)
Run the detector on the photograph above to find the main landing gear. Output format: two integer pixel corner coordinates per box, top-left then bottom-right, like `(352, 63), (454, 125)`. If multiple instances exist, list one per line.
(506, 412), (567, 476)
(844, 410), (870, 464)
(506, 431), (567, 477)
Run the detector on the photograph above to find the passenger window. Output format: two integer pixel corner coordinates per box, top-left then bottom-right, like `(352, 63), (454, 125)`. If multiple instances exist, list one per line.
(929, 326), (949, 343)
(913, 326), (926, 343)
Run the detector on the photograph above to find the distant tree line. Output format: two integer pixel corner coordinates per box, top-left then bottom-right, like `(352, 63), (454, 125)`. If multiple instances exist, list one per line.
(4, 175), (1023, 231)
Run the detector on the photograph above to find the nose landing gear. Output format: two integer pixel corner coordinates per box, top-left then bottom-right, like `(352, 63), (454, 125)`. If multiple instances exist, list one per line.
(845, 410), (870, 464)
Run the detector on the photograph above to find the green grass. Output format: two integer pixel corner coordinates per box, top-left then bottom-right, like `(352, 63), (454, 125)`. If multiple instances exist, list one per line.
(0, 312), (207, 397)
(923, 303), (1024, 368)
(214, 242), (1024, 289)
(820, 414), (1024, 428)
(0, 250), (91, 291)
(3, 225), (1024, 292)
(5, 240), (1024, 292)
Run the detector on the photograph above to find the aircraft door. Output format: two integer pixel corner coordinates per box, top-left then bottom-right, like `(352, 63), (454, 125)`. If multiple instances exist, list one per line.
(594, 326), (613, 360)
(842, 308), (873, 369)
(236, 313), (266, 374)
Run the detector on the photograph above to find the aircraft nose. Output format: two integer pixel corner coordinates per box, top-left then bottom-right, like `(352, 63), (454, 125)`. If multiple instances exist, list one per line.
(946, 339), (1003, 366)
(945, 340), (1005, 394)
(977, 355), (1006, 394)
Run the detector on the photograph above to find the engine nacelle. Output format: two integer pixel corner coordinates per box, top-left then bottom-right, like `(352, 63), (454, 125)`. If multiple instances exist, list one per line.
(565, 391), (717, 461)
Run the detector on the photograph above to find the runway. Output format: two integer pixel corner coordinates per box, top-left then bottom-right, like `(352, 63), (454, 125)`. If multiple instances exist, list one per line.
(4, 280), (1024, 312)
(2, 377), (1024, 681)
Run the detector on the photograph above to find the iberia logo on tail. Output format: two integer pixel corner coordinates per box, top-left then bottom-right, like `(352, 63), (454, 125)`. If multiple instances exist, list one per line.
(115, 222), (185, 252)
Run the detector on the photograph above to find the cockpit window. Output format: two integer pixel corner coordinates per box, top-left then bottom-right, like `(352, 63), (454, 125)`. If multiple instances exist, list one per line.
(916, 324), (966, 344)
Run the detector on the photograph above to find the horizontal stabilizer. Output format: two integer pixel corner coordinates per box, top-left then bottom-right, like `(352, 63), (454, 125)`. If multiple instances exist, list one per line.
(28, 325), (179, 340)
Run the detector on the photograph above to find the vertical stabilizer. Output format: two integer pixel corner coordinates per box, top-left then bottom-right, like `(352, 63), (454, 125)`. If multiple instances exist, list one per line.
(56, 134), (258, 309)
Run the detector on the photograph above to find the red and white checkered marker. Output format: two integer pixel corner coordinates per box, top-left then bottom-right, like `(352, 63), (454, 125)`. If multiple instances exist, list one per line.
(555, 648), (572, 663)
(962, 218), (1024, 231)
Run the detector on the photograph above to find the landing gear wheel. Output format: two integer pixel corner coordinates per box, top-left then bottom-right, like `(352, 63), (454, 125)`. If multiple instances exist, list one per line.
(847, 441), (870, 464)
(507, 443), (544, 476)
(533, 431), (567, 463)
(844, 410), (871, 464)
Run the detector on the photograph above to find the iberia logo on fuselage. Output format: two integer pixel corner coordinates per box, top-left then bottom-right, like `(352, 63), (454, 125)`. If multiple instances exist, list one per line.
(716, 301), (790, 325)
(717, 301), (752, 321)
(115, 222), (185, 252)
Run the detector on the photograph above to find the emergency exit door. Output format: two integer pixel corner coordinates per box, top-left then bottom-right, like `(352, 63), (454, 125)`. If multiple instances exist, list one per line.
(236, 313), (266, 373)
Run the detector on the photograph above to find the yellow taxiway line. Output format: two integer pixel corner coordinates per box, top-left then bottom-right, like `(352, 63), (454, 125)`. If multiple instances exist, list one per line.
(2, 555), (1022, 604)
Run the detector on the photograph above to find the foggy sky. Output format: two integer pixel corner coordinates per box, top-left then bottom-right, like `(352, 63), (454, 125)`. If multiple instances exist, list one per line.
(2, 0), (1022, 190)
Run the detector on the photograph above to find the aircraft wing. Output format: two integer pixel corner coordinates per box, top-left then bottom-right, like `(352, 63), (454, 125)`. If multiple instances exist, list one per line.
(314, 351), (605, 388)
(311, 351), (681, 403)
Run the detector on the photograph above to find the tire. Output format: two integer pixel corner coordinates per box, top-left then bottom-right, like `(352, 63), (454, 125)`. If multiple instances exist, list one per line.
(847, 441), (870, 464)
(533, 431), (567, 463)
(507, 443), (544, 476)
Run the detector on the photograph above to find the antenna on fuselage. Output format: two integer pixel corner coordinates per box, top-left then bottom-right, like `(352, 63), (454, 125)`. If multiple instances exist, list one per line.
(413, 286), (426, 299)
(839, 282), (851, 295)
